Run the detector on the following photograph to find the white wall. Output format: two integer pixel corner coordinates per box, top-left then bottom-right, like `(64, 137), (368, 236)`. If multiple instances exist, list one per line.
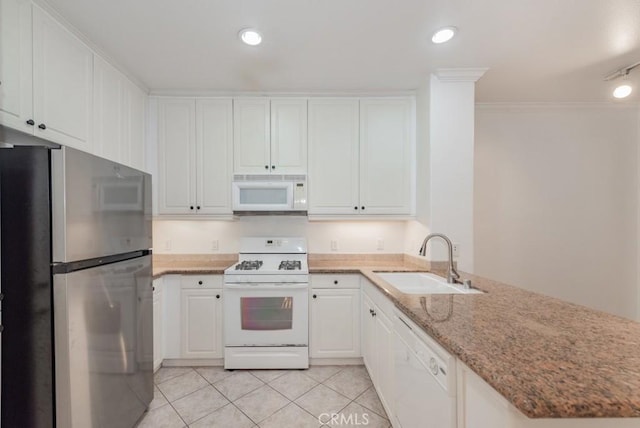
(474, 104), (639, 319)
(404, 80), (432, 255)
(428, 72), (481, 271)
(153, 218), (407, 254)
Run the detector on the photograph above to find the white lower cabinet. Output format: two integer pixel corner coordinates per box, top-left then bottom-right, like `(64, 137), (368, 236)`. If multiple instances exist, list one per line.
(309, 279), (360, 359)
(361, 279), (396, 421)
(456, 362), (638, 428)
(152, 278), (163, 370)
(361, 292), (376, 375)
(376, 309), (395, 412)
(180, 276), (223, 359)
(160, 274), (224, 362)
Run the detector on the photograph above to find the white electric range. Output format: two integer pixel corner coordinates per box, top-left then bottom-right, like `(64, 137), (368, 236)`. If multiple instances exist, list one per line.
(223, 237), (309, 369)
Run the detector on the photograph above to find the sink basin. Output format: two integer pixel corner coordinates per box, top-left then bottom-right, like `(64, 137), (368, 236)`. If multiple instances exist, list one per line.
(375, 272), (484, 295)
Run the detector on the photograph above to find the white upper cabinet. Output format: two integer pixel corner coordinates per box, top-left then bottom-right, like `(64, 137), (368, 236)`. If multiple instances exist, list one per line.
(32, 5), (93, 151)
(270, 98), (307, 174)
(124, 80), (147, 171)
(158, 98), (196, 214)
(93, 56), (124, 162)
(308, 98), (360, 214)
(157, 97), (233, 215)
(0, 1), (147, 170)
(308, 97), (414, 216)
(233, 98), (270, 174)
(196, 98), (233, 214)
(94, 57), (147, 170)
(0, 0), (33, 133)
(359, 98), (414, 214)
(234, 97), (307, 174)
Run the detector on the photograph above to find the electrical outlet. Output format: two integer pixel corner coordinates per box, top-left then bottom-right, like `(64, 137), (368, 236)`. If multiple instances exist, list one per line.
(376, 239), (385, 250)
(330, 240), (339, 251)
(164, 240), (172, 251)
(452, 243), (460, 258)
(211, 240), (219, 251)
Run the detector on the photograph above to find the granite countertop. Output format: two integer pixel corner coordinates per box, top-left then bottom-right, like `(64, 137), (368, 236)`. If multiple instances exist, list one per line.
(152, 253), (640, 419)
(152, 254), (238, 278)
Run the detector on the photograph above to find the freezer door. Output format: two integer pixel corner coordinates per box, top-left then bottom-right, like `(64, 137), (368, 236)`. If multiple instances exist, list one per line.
(53, 255), (153, 428)
(51, 146), (152, 262)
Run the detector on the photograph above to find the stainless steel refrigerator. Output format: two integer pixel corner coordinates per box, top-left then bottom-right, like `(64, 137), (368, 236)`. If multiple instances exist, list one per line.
(0, 142), (153, 428)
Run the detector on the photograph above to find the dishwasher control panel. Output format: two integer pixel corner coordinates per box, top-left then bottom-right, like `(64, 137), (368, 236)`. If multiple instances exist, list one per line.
(394, 311), (456, 394)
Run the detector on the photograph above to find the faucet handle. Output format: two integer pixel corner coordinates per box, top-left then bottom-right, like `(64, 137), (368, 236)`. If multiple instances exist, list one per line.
(463, 279), (472, 289)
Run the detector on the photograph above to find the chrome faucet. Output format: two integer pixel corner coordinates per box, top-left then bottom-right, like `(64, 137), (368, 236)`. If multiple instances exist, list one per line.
(419, 233), (460, 284)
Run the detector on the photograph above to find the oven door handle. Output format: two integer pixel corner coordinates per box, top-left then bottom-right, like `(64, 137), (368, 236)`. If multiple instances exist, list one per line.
(224, 284), (309, 291)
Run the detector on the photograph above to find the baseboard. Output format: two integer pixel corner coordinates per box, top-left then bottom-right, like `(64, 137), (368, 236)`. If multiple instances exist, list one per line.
(157, 357), (363, 368)
(310, 357), (363, 366)
(161, 358), (224, 367)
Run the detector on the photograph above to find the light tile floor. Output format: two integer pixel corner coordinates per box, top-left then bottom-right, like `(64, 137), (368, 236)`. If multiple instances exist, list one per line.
(138, 365), (391, 428)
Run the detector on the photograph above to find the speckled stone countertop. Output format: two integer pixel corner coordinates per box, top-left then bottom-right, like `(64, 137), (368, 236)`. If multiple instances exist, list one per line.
(153, 253), (640, 418)
(152, 254), (237, 278)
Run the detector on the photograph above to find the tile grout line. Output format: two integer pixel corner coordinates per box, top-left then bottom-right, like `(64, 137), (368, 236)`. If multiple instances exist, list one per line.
(211, 370), (266, 402)
(352, 385), (388, 419)
(153, 366), (384, 427)
(162, 369), (205, 427)
(156, 368), (227, 427)
(183, 369), (258, 427)
(198, 370), (267, 427)
(243, 382), (291, 425)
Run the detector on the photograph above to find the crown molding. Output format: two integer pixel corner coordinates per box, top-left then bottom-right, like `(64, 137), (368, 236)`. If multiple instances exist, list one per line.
(434, 68), (489, 82)
(475, 101), (640, 109)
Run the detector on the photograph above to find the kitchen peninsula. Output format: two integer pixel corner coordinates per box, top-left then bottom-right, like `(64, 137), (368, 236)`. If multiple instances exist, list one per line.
(152, 253), (640, 426)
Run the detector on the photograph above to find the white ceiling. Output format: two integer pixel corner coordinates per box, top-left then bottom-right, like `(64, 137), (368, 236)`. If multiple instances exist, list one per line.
(44, 0), (640, 102)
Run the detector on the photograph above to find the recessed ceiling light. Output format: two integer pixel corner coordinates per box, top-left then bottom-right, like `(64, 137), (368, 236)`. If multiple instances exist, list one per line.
(239, 29), (262, 46)
(432, 27), (457, 44)
(613, 84), (632, 99)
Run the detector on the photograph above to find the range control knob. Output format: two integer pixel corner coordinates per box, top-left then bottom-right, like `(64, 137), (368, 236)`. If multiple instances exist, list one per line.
(429, 357), (439, 375)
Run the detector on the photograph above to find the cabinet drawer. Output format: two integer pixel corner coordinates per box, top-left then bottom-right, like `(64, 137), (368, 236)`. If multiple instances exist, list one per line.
(180, 275), (223, 289)
(310, 274), (360, 289)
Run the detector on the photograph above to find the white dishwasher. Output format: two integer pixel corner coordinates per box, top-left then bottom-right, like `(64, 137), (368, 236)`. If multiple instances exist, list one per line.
(393, 310), (456, 428)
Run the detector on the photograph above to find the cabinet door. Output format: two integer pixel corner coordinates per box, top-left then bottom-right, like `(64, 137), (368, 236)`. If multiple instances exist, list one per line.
(162, 275), (181, 359)
(157, 98), (196, 214)
(458, 363), (512, 428)
(361, 292), (377, 380)
(308, 99), (360, 214)
(93, 56), (125, 162)
(196, 99), (233, 214)
(359, 98), (414, 214)
(153, 279), (163, 370)
(270, 98), (307, 174)
(32, 5), (93, 151)
(310, 288), (360, 358)
(181, 289), (223, 359)
(0, 0), (33, 133)
(233, 98), (270, 174)
(124, 80), (146, 171)
(375, 309), (395, 417)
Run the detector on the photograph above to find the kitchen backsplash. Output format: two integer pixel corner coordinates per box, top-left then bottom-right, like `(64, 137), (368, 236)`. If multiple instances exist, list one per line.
(153, 218), (416, 254)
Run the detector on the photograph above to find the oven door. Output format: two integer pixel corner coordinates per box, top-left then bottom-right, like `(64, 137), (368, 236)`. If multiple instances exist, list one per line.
(223, 283), (308, 347)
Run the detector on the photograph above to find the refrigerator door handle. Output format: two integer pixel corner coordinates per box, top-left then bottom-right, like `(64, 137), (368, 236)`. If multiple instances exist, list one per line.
(52, 249), (152, 274)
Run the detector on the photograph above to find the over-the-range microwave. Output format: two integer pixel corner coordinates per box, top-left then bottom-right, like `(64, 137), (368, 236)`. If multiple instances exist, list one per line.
(232, 175), (307, 214)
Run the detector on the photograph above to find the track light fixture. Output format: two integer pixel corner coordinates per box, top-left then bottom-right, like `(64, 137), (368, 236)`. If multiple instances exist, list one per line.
(604, 61), (640, 99)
